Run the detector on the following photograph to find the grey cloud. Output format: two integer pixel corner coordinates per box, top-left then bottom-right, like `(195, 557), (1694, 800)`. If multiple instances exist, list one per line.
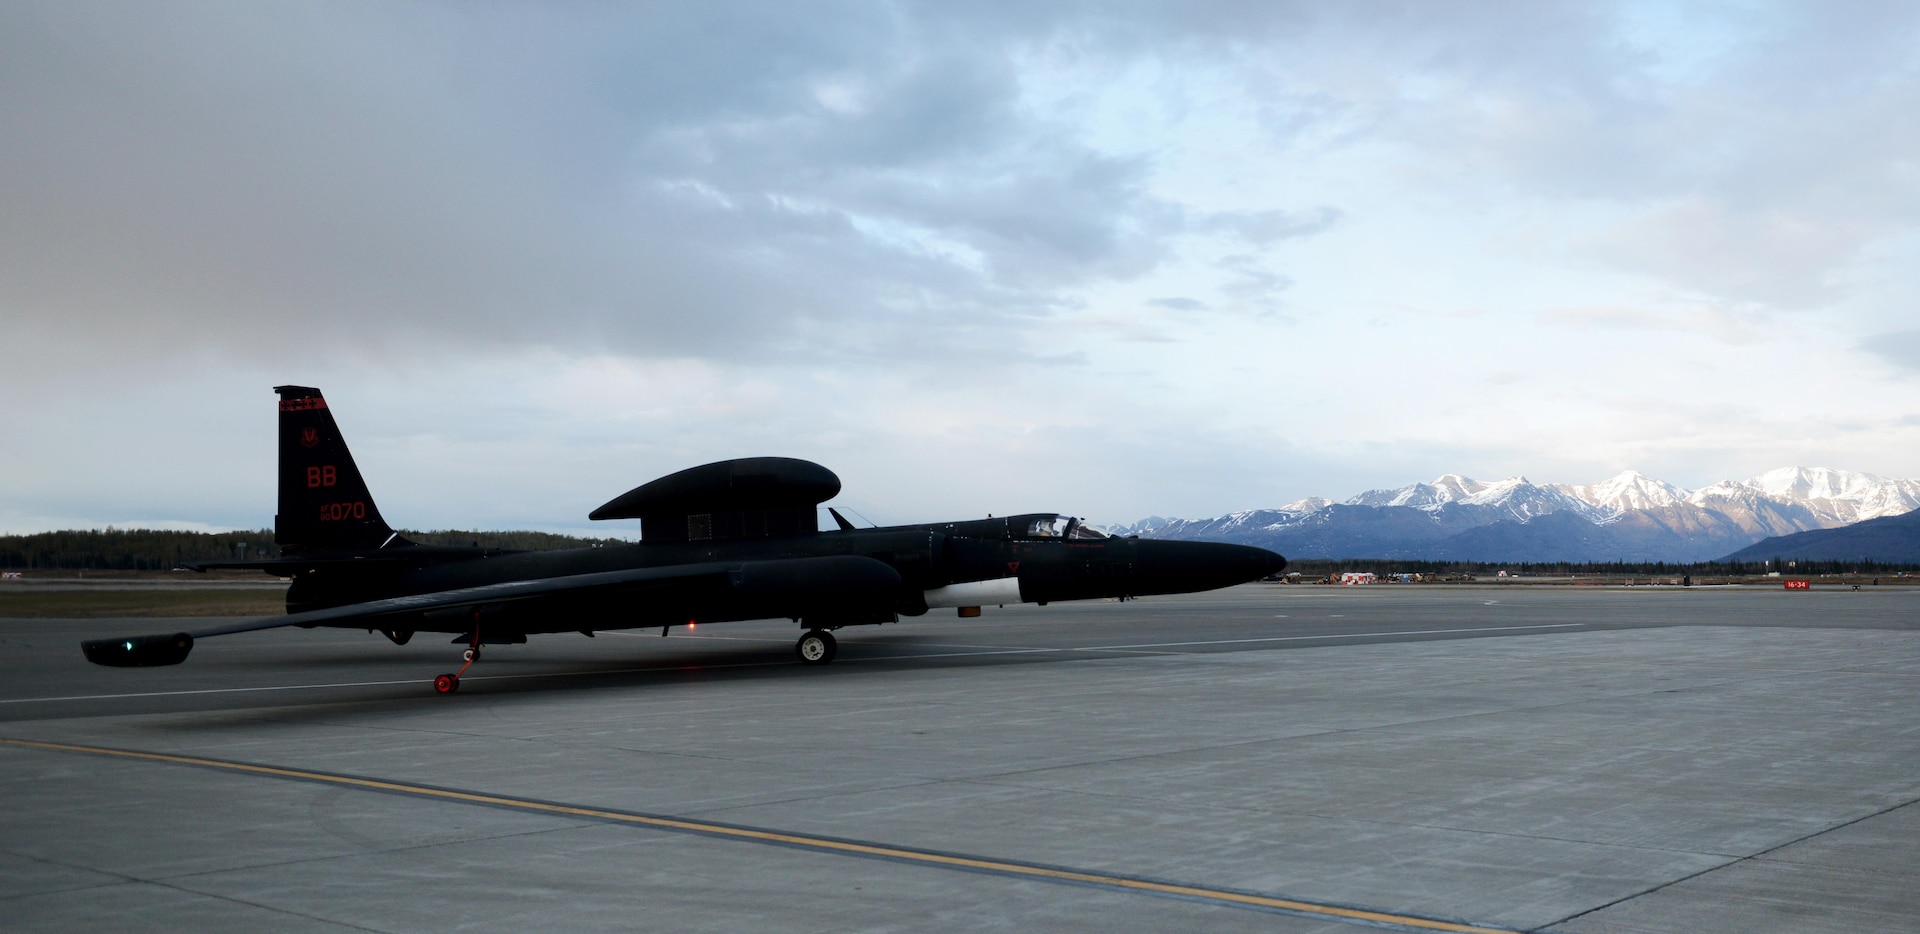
(1195, 207), (1340, 245)
(1583, 202), (1870, 309)
(1217, 254), (1291, 302)
(1153, 3), (1920, 311)
(1864, 329), (1920, 375)
(1149, 297), (1206, 311)
(0, 3), (1191, 370)
(11, 1), (1742, 373)
(10, 0), (1914, 381)
(25, 0), (1902, 380)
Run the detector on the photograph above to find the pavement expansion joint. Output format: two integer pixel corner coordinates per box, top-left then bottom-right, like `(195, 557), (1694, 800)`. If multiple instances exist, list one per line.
(146, 823), (601, 885)
(1, 846), (399, 934)
(147, 877), (397, 934)
(1538, 794), (1920, 931)
(0, 736), (1524, 934)
(0, 850), (148, 901)
(0, 877), (141, 906)
(940, 768), (1741, 861)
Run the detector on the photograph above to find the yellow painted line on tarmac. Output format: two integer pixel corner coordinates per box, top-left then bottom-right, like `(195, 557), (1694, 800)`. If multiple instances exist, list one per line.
(0, 737), (1519, 933)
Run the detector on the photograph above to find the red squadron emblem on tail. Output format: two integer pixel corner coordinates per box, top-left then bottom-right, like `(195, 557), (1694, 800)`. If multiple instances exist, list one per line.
(300, 428), (320, 448)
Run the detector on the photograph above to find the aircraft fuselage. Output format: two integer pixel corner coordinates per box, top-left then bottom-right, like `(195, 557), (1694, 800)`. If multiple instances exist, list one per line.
(287, 515), (1283, 637)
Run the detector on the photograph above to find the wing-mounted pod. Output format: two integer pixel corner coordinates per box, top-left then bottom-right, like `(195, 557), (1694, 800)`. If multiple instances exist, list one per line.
(82, 632), (194, 667)
(589, 457), (841, 543)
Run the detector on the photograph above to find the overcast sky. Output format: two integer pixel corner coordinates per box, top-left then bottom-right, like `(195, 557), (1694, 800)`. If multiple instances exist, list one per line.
(4, 2), (1919, 536)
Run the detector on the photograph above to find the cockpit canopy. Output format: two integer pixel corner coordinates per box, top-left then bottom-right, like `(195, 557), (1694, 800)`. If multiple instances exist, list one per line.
(1022, 515), (1108, 540)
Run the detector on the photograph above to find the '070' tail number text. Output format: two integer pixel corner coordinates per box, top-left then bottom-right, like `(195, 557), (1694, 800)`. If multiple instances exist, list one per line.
(318, 501), (367, 522)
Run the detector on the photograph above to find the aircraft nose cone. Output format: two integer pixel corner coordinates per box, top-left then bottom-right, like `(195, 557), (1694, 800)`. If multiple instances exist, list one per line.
(1214, 543), (1286, 582)
(1130, 540), (1288, 596)
(1245, 545), (1287, 579)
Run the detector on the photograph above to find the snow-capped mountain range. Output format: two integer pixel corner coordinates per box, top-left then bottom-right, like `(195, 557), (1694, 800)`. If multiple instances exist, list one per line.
(1120, 467), (1920, 563)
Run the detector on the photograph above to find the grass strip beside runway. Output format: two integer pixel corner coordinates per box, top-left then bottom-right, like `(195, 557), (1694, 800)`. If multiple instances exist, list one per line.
(0, 588), (288, 618)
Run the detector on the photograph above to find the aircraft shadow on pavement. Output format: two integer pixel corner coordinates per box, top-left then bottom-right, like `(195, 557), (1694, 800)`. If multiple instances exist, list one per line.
(35, 631), (1141, 729)
(59, 623), (1613, 729)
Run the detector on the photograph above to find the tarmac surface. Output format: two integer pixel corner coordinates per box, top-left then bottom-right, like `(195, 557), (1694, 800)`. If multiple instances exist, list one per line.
(2, 584), (1916, 932)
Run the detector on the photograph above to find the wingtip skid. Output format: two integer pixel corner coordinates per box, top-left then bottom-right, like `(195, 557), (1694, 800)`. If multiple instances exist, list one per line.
(81, 632), (194, 667)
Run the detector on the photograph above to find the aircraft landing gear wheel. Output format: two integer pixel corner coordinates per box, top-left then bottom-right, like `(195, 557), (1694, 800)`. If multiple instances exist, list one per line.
(462, 647), (481, 662)
(795, 630), (837, 665)
(434, 673), (460, 694)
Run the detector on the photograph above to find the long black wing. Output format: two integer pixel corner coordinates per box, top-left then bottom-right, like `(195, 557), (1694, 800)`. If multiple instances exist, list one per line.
(82, 555), (899, 667)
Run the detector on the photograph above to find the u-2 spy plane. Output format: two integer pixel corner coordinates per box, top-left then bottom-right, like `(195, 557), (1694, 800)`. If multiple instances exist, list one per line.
(85, 387), (1285, 693)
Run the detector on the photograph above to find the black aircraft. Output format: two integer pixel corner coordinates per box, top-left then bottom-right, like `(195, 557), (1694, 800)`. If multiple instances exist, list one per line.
(84, 386), (1285, 693)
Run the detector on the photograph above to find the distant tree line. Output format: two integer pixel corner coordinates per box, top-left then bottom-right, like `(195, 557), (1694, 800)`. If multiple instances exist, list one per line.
(0, 528), (630, 570)
(0, 529), (279, 570)
(1284, 558), (1920, 576)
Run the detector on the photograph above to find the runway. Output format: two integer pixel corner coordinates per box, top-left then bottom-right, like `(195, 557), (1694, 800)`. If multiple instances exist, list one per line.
(4, 585), (1917, 931)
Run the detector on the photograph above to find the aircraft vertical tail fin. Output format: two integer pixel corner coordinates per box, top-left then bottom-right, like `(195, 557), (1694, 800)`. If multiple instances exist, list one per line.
(273, 385), (403, 555)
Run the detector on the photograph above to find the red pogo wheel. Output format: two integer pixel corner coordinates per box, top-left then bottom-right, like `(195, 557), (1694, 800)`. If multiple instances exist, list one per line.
(434, 673), (459, 694)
